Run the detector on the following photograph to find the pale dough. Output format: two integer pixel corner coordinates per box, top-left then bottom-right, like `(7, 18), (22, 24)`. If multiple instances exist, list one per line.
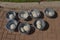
(10, 24), (16, 30)
(36, 21), (41, 29)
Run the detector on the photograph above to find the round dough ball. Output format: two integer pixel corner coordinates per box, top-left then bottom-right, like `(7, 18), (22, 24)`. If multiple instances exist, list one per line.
(48, 11), (55, 17)
(45, 8), (55, 17)
(21, 11), (29, 19)
(9, 14), (14, 19)
(36, 20), (41, 29)
(10, 24), (16, 30)
(32, 11), (40, 17)
(21, 28), (24, 32)
(31, 9), (40, 18)
(32, 11), (37, 17)
(23, 24), (30, 32)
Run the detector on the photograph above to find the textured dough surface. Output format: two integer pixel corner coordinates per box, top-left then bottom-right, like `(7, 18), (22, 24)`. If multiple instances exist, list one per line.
(10, 24), (16, 30)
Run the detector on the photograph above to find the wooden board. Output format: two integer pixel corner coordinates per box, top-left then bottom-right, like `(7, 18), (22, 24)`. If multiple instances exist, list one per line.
(0, 1), (60, 40)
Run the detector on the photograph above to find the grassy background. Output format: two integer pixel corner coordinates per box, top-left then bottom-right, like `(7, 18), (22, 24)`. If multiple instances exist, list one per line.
(0, 0), (60, 2)
(47, 0), (60, 1)
(0, 0), (40, 2)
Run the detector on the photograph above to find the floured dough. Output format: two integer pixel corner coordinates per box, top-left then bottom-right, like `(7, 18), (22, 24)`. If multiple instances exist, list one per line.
(10, 24), (16, 30)
(32, 11), (40, 17)
(21, 28), (24, 32)
(48, 11), (54, 16)
(23, 24), (30, 32)
(21, 11), (28, 19)
(9, 14), (14, 19)
(36, 20), (41, 29)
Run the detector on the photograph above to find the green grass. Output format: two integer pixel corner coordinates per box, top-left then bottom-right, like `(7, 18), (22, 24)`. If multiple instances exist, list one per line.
(0, 0), (60, 2)
(0, 0), (40, 2)
(47, 0), (60, 1)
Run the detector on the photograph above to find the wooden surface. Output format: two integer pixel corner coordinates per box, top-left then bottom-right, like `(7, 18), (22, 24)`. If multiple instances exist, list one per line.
(0, 1), (60, 40)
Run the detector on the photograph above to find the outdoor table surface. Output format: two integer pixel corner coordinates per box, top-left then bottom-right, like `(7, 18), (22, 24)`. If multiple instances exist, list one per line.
(0, 1), (60, 40)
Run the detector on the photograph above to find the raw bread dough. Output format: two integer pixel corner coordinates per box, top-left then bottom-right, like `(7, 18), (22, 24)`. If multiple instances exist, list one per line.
(36, 20), (41, 29)
(9, 14), (14, 19)
(23, 24), (30, 32)
(10, 24), (16, 30)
